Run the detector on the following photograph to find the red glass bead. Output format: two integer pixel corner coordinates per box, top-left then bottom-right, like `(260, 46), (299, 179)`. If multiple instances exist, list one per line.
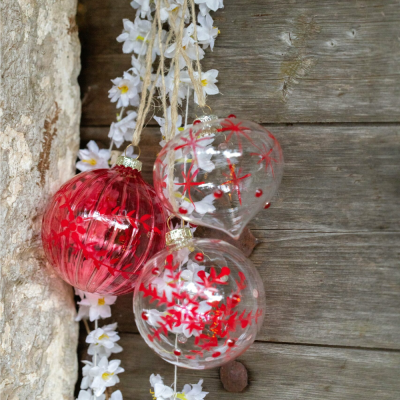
(232, 294), (241, 304)
(264, 202), (271, 209)
(41, 165), (166, 296)
(195, 252), (204, 262)
(212, 352), (221, 358)
(193, 119), (201, 125)
(213, 189), (223, 199)
(227, 339), (235, 347)
(228, 114), (237, 118)
(179, 207), (188, 214)
(141, 312), (149, 320)
(152, 267), (160, 275)
(174, 349), (182, 356)
(255, 189), (263, 197)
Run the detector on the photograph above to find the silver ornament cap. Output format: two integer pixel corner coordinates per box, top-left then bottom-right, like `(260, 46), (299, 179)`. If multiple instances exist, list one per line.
(116, 156), (142, 171)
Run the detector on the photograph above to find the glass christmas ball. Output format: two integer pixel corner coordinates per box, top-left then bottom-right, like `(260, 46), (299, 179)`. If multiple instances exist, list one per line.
(41, 156), (166, 296)
(153, 115), (284, 238)
(133, 228), (265, 369)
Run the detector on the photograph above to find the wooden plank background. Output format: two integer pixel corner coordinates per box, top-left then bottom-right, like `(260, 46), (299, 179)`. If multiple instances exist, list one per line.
(77, 0), (400, 398)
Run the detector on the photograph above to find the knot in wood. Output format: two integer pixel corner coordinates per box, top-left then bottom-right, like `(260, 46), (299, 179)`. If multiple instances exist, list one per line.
(220, 361), (248, 392)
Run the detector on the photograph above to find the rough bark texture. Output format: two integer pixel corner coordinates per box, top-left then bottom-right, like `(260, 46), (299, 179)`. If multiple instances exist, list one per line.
(0, 0), (81, 398)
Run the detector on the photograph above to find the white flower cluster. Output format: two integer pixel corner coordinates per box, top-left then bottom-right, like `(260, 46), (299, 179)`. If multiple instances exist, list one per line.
(108, 0), (223, 148)
(150, 374), (208, 400)
(75, 290), (124, 400)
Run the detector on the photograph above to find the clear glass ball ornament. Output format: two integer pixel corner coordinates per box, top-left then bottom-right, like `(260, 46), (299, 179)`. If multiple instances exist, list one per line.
(153, 115), (284, 238)
(133, 227), (265, 369)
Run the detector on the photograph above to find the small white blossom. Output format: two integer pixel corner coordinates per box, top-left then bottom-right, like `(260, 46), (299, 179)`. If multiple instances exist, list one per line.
(130, 0), (153, 20)
(117, 18), (152, 55)
(81, 360), (94, 390)
(110, 391), (123, 400)
(109, 111), (137, 148)
(86, 323), (123, 358)
(78, 293), (117, 321)
(90, 357), (125, 397)
(197, 14), (219, 50)
(150, 374), (174, 400)
(109, 72), (140, 108)
(76, 388), (105, 400)
(181, 380), (208, 400)
(76, 141), (110, 173)
(179, 193), (216, 216)
(154, 106), (183, 138)
(193, 69), (219, 104)
(195, 0), (224, 16)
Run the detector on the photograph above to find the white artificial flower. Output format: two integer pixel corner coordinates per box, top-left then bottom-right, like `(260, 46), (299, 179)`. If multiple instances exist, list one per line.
(181, 260), (206, 285)
(109, 111), (137, 148)
(76, 141), (110, 172)
(142, 309), (165, 327)
(165, 24), (205, 68)
(154, 106), (183, 138)
(76, 389), (105, 400)
(193, 69), (219, 104)
(81, 360), (94, 390)
(181, 380), (208, 400)
(195, 0), (224, 16)
(110, 390), (123, 400)
(130, 0), (153, 20)
(117, 18), (152, 55)
(153, 270), (177, 302)
(90, 357), (125, 397)
(86, 323), (123, 358)
(150, 374), (174, 400)
(78, 293), (117, 321)
(178, 193), (216, 216)
(160, 1), (190, 26)
(109, 72), (140, 108)
(197, 13), (219, 50)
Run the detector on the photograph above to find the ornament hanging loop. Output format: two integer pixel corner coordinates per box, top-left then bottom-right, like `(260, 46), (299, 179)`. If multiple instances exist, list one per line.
(123, 144), (141, 159)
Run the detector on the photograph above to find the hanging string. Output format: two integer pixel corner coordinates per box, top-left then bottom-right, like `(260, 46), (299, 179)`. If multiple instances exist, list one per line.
(132, 17), (158, 146)
(156, 0), (169, 137)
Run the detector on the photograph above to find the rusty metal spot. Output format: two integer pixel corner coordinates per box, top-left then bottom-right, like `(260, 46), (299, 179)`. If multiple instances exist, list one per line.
(220, 361), (248, 392)
(37, 103), (60, 186)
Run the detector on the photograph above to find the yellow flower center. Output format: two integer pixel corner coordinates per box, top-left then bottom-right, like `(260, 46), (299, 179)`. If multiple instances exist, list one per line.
(201, 79), (208, 87)
(98, 333), (109, 340)
(102, 372), (114, 381)
(118, 85), (129, 94)
(176, 394), (188, 400)
(82, 159), (97, 166)
(98, 298), (106, 306)
(136, 35), (145, 41)
(178, 127), (184, 131)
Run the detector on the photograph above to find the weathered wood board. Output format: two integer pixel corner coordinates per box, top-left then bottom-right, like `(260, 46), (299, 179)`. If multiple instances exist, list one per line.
(78, 0), (400, 126)
(77, 0), (400, 398)
(112, 333), (400, 400)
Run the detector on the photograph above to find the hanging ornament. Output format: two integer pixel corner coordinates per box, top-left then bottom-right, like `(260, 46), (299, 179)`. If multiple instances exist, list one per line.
(133, 226), (265, 370)
(153, 115), (284, 239)
(41, 154), (166, 296)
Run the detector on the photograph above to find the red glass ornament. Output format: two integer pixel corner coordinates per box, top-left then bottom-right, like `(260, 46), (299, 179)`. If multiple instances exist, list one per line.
(41, 158), (166, 295)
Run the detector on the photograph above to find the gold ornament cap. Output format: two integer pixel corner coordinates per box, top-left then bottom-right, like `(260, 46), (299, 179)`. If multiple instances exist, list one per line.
(165, 228), (193, 247)
(116, 156), (142, 171)
(194, 115), (220, 137)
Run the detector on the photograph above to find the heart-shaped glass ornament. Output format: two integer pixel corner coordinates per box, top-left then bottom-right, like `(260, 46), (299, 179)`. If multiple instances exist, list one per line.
(153, 116), (284, 238)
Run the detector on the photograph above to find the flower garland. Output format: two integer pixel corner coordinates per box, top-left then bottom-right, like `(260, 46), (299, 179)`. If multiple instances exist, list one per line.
(75, 290), (124, 400)
(76, 1), (223, 398)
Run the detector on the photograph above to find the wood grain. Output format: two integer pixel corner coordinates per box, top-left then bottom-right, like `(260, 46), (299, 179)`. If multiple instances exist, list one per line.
(77, 0), (400, 126)
(81, 125), (400, 233)
(111, 333), (400, 400)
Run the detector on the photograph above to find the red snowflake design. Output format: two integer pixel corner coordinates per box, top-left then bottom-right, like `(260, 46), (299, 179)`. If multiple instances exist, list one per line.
(221, 158), (251, 205)
(217, 118), (254, 151)
(174, 163), (205, 206)
(140, 254), (263, 356)
(250, 143), (277, 176)
(174, 128), (212, 166)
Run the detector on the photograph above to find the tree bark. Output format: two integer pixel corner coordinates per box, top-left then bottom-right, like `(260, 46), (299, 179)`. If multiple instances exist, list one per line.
(0, 0), (81, 398)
